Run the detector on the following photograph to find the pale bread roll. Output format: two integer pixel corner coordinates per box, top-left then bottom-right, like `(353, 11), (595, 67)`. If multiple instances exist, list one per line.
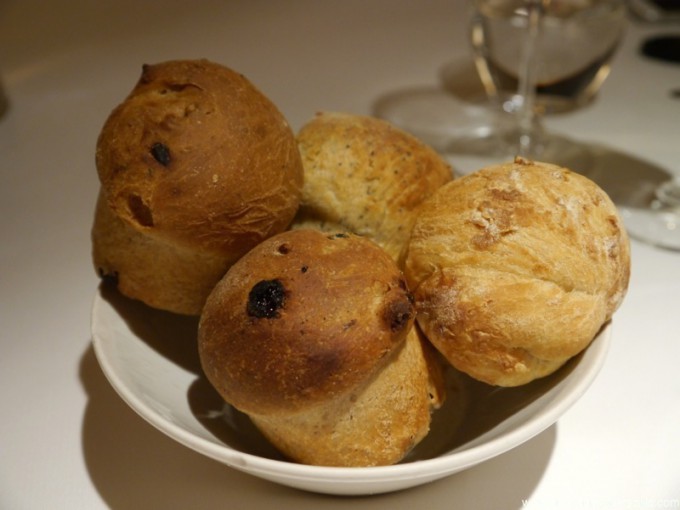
(404, 158), (630, 386)
(92, 59), (303, 315)
(198, 229), (445, 466)
(291, 112), (453, 265)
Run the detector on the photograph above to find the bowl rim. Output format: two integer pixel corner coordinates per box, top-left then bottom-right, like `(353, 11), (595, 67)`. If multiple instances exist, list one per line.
(91, 287), (611, 486)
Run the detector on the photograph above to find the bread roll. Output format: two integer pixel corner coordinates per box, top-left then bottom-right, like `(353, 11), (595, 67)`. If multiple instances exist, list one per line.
(404, 158), (630, 387)
(291, 112), (453, 265)
(92, 59), (303, 315)
(198, 229), (445, 466)
(92, 190), (230, 315)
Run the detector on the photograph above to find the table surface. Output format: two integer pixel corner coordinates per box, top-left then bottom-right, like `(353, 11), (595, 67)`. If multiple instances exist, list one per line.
(1, 1), (679, 509)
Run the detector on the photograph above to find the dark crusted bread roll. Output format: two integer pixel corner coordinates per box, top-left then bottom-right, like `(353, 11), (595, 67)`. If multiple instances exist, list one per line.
(198, 229), (445, 466)
(404, 158), (631, 387)
(92, 59), (303, 315)
(291, 112), (453, 265)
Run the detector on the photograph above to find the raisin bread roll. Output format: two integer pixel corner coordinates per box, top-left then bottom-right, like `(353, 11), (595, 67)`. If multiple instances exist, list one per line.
(404, 158), (630, 387)
(92, 59), (303, 315)
(291, 112), (453, 265)
(198, 229), (445, 466)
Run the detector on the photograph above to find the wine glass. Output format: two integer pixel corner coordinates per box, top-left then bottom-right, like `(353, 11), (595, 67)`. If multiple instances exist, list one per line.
(375, 0), (629, 175)
(467, 0), (628, 169)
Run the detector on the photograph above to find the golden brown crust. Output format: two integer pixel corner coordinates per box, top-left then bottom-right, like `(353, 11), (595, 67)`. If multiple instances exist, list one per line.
(198, 230), (414, 415)
(97, 59), (303, 254)
(249, 326), (445, 466)
(404, 158), (630, 386)
(198, 229), (445, 466)
(96, 59), (303, 253)
(93, 59), (303, 314)
(291, 112), (453, 264)
(92, 190), (230, 315)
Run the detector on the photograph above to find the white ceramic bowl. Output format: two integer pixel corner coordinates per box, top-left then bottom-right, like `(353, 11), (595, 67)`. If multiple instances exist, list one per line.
(91, 285), (611, 496)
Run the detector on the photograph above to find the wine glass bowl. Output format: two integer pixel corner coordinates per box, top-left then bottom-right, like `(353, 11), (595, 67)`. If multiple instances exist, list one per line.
(470, 0), (629, 115)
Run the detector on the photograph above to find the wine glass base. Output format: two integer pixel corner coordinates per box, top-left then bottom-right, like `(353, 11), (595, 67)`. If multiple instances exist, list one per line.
(374, 87), (513, 172)
(441, 130), (598, 176)
(619, 179), (680, 251)
(520, 132), (595, 174)
(620, 207), (680, 251)
(582, 149), (680, 251)
(374, 86), (598, 175)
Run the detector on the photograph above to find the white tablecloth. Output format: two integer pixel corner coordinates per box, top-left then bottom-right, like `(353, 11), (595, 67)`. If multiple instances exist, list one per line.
(1, 1), (679, 508)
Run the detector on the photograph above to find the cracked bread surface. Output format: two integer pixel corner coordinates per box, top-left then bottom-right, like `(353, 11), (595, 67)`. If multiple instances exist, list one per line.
(404, 158), (630, 386)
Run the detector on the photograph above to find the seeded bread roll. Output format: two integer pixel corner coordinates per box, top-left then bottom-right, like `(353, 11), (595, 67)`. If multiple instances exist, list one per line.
(198, 229), (445, 466)
(291, 112), (453, 265)
(404, 158), (630, 387)
(92, 59), (303, 315)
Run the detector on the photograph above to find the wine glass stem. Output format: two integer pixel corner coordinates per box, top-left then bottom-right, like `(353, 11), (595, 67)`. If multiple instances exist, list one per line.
(516, 0), (546, 158)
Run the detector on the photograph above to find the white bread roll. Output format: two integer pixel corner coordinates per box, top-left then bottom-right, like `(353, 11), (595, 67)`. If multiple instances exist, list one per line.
(404, 158), (630, 386)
